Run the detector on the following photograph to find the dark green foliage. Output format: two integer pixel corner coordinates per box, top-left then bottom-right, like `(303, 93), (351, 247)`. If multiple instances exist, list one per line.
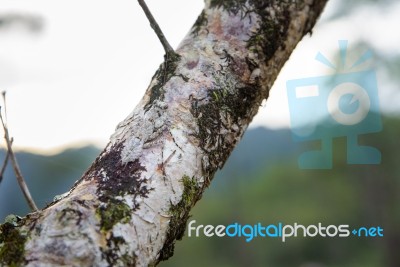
(161, 117), (400, 267)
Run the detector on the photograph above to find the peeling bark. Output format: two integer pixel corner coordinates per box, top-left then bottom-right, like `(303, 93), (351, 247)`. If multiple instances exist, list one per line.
(0, 0), (328, 266)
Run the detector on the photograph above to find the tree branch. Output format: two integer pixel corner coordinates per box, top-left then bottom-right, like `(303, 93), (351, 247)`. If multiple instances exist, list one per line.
(137, 0), (175, 55)
(0, 108), (38, 211)
(0, 137), (13, 184)
(0, 0), (328, 266)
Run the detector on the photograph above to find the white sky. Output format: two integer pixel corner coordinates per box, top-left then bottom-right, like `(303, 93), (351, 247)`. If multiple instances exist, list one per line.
(0, 0), (399, 153)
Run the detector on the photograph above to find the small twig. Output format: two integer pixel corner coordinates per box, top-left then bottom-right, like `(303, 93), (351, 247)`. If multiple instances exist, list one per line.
(0, 92), (10, 184)
(2, 91), (7, 120)
(137, 0), (175, 55)
(0, 93), (38, 211)
(0, 137), (13, 184)
(0, 114), (38, 211)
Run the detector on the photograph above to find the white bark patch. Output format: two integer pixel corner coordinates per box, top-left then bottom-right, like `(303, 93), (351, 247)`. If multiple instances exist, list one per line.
(121, 137), (143, 162)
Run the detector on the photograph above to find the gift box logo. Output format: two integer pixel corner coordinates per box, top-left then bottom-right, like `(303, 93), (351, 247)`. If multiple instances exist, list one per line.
(286, 40), (382, 169)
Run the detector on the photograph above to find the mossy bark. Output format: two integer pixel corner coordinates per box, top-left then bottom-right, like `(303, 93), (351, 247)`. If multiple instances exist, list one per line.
(0, 0), (328, 266)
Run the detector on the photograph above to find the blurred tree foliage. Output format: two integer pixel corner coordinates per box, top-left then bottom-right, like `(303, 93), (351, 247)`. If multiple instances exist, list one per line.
(161, 116), (400, 267)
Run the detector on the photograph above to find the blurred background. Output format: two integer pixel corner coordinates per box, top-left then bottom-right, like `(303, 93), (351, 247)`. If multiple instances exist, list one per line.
(0, 0), (399, 266)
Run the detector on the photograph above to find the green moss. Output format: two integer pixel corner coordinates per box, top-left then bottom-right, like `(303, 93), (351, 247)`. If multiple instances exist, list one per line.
(209, 0), (248, 15)
(95, 197), (136, 265)
(97, 199), (132, 231)
(246, 1), (291, 62)
(176, 176), (198, 210)
(157, 175), (201, 262)
(4, 215), (21, 227)
(210, 0), (292, 62)
(102, 234), (136, 266)
(191, 72), (260, 179)
(191, 10), (208, 36)
(145, 52), (181, 111)
(0, 223), (27, 266)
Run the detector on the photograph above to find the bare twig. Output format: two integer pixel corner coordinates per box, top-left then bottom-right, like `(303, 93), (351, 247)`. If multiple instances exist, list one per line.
(137, 0), (175, 55)
(2, 91), (7, 119)
(0, 91), (11, 185)
(0, 92), (38, 211)
(0, 137), (13, 184)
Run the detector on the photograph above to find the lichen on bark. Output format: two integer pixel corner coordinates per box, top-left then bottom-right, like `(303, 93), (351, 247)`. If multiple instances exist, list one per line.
(191, 10), (208, 36)
(101, 234), (136, 266)
(191, 78), (261, 179)
(97, 199), (132, 232)
(89, 143), (150, 205)
(209, 0), (248, 15)
(0, 222), (27, 266)
(158, 175), (201, 262)
(145, 52), (181, 111)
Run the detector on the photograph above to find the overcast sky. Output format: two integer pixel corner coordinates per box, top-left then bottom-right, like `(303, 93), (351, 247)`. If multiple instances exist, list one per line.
(0, 0), (399, 153)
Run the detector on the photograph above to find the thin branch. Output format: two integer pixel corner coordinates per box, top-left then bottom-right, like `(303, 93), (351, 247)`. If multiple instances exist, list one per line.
(0, 91), (10, 185)
(137, 0), (175, 55)
(0, 93), (38, 211)
(0, 137), (13, 184)
(2, 91), (7, 120)
(0, 115), (38, 211)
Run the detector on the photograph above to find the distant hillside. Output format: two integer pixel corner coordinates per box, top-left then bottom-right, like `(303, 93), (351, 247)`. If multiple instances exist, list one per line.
(211, 127), (297, 189)
(1, 121), (399, 267)
(0, 127), (295, 221)
(0, 145), (100, 220)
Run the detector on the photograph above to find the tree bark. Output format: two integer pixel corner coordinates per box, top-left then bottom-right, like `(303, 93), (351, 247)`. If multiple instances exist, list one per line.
(0, 0), (328, 266)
